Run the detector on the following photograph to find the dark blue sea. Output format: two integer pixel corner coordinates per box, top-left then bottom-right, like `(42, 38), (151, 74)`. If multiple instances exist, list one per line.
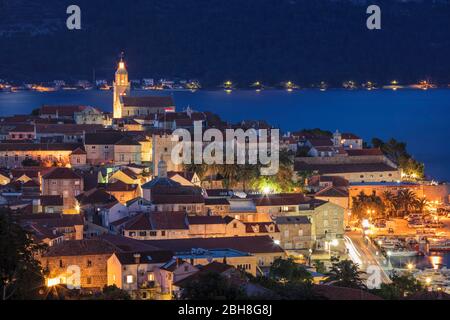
(1, 88), (450, 182)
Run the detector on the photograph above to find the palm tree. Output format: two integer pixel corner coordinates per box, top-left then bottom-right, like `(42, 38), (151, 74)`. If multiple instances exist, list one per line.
(183, 162), (208, 180)
(395, 189), (418, 215)
(381, 191), (396, 218)
(236, 164), (259, 192)
(219, 164), (240, 188)
(325, 260), (367, 290)
(414, 197), (428, 213)
(351, 191), (385, 220)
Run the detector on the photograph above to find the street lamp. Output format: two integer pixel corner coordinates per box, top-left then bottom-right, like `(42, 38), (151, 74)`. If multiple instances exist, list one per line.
(327, 239), (339, 258)
(367, 209), (375, 220)
(407, 263), (415, 272)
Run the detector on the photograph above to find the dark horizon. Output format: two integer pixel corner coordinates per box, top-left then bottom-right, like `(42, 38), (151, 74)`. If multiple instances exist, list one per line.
(1, 0), (450, 86)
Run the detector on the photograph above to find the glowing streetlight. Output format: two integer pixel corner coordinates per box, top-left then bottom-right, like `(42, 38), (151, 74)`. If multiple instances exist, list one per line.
(362, 219), (370, 229)
(407, 263), (414, 271)
(47, 277), (61, 287)
(425, 277), (432, 286)
(262, 186), (272, 195)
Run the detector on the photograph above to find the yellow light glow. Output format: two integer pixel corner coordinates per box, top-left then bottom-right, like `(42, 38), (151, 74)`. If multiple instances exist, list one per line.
(425, 277), (432, 285)
(407, 263), (414, 271)
(262, 186), (272, 195)
(47, 277), (61, 287)
(119, 62), (125, 69)
(362, 219), (370, 229)
(331, 239), (339, 247)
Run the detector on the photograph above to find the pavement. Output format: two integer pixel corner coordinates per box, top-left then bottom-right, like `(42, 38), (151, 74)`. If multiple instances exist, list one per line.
(345, 231), (392, 285)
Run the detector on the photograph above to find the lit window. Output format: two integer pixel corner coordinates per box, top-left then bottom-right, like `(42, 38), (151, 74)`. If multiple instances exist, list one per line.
(126, 275), (133, 284)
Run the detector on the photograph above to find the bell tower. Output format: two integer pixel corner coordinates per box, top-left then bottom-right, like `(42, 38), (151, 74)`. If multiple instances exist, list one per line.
(113, 53), (130, 118)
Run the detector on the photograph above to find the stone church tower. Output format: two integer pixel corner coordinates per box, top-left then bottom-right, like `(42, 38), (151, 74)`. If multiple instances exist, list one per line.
(113, 55), (130, 119)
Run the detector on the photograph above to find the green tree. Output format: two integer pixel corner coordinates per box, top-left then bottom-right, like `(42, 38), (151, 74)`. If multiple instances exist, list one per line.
(325, 260), (367, 290)
(395, 189), (418, 215)
(22, 158), (41, 167)
(381, 191), (397, 218)
(97, 285), (131, 300)
(180, 271), (246, 300)
(236, 164), (259, 192)
(372, 137), (424, 180)
(313, 260), (327, 274)
(351, 191), (385, 220)
(372, 271), (424, 300)
(0, 211), (46, 300)
(269, 258), (312, 284)
(183, 162), (208, 181)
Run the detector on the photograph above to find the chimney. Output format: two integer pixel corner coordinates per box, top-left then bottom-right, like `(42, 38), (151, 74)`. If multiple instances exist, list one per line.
(133, 253), (141, 264)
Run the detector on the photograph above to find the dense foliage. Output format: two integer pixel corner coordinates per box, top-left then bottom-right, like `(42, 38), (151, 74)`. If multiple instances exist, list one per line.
(0, 210), (46, 300)
(372, 137), (425, 180)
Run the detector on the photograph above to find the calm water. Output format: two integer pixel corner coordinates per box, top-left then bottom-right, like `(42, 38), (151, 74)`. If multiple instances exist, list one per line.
(0, 88), (450, 181)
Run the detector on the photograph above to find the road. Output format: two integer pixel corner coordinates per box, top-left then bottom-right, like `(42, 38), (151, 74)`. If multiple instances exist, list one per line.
(344, 231), (392, 285)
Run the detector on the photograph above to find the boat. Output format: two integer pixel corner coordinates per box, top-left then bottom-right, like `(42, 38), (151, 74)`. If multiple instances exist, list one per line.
(362, 81), (377, 90)
(387, 248), (419, 257)
(319, 81), (328, 91)
(429, 239), (450, 252)
(342, 81), (357, 90)
(251, 81), (264, 92)
(410, 80), (437, 90)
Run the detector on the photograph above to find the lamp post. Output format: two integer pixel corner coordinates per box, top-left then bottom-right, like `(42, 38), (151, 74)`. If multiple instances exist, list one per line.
(327, 239), (339, 259)
(367, 209), (376, 221)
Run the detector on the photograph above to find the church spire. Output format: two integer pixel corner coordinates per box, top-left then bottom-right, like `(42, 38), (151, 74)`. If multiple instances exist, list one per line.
(113, 51), (130, 119)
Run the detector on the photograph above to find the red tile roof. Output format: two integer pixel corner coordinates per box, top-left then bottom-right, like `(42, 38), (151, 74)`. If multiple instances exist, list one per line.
(0, 143), (81, 152)
(42, 167), (82, 180)
(105, 181), (137, 192)
(187, 216), (225, 225)
(315, 186), (349, 198)
(123, 96), (174, 108)
(115, 251), (174, 265)
(152, 194), (205, 204)
(40, 105), (88, 117)
(295, 162), (398, 174)
(43, 239), (116, 257)
(143, 236), (285, 254)
(312, 284), (382, 300)
(252, 193), (305, 206)
(124, 212), (189, 231)
(346, 148), (384, 156)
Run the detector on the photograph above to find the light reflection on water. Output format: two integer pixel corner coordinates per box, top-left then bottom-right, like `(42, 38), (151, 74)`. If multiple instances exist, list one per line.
(391, 253), (448, 270)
